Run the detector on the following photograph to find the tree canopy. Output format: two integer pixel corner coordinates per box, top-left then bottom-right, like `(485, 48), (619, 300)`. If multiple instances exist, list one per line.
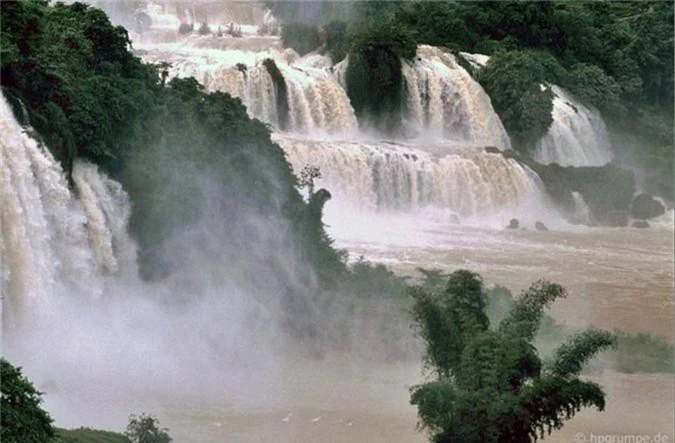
(125, 414), (171, 443)
(0, 358), (55, 443)
(410, 271), (616, 443)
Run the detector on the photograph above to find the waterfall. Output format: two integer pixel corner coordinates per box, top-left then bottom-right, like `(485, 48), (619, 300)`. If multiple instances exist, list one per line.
(534, 85), (613, 167)
(140, 44), (510, 145)
(138, 41), (555, 220)
(141, 46), (358, 134)
(1, 93), (136, 327)
(570, 191), (594, 225)
(401, 46), (511, 149)
(277, 136), (543, 217)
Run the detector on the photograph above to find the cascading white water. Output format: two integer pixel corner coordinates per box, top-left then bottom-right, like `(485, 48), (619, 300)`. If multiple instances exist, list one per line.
(138, 39), (551, 222)
(277, 136), (542, 217)
(401, 46), (511, 149)
(140, 46), (358, 134)
(570, 191), (594, 225)
(534, 85), (613, 167)
(0, 94), (136, 323)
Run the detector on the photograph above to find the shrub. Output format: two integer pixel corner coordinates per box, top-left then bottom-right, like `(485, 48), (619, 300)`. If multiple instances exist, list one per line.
(0, 358), (55, 443)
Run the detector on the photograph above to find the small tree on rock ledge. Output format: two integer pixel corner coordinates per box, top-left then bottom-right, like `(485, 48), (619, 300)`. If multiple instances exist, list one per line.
(298, 164), (322, 197)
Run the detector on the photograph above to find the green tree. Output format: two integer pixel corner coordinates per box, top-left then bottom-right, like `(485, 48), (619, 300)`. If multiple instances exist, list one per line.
(124, 414), (171, 443)
(477, 50), (562, 152)
(0, 358), (55, 443)
(345, 18), (417, 134)
(410, 271), (616, 443)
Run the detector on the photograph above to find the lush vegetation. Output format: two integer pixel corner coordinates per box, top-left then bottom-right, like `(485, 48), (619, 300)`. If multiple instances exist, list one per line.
(56, 428), (131, 443)
(0, 358), (55, 443)
(477, 51), (558, 149)
(345, 19), (416, 133)
(0, 0), (157, 173)
(1, 0), (348, 290)
(610, 332), (674, 374)
(410, 271), (616, 443)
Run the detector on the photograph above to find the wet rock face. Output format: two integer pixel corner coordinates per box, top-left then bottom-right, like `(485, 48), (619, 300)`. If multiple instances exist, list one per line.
(631, 193), (666, 220)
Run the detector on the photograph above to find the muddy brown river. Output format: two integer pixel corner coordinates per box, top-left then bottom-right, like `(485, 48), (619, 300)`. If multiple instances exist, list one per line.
(133, 218), (674, 442)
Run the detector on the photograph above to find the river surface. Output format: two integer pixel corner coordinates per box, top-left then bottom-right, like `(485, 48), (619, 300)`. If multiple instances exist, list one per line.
(166, 218), (674, 443)
(44, 215), (673, 443)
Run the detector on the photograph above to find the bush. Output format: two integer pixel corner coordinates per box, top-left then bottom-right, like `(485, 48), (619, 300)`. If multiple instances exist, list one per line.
(477, 51), (563, 151)
(345, 19), (417, 134)
(0, 358), (55, 443)
(125, 414), (171, 443)
(565, 63), (622, 116)
(0, 1), (159, 173)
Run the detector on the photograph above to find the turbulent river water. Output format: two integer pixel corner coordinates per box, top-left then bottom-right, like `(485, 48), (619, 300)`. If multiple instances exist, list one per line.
(2, 5), (673, 442)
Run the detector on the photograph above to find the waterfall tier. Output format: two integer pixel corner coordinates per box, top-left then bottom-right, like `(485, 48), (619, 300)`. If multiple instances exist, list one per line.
(1, 94), (135, 324)
(141, 46), (358, 134)
(535, 85), (613, 167)
(277, 136), (544, 217)
(402, 46), (511, 149)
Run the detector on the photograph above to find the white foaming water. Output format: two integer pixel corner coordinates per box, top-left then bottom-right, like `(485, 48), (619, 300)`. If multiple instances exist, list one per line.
(141, 44), (357, 134)
(402, 46), (511, 149)
(277, 135), (545, 219)
(570, 191), (594, 225)
(138, 39), (545, 230)
(1, 91), (284, 426)
(535, 85), (613, 167)
(0, 94), (136, 323)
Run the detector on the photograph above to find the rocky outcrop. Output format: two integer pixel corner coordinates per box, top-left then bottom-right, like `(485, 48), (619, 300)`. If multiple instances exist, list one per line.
(535, 221), (548, 231)
(631, 193), (666, 220)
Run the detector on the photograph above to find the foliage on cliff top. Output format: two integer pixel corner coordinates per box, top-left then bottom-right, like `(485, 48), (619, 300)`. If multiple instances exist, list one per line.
(1, 0), (158, 172)
(345, 19), (416, 134)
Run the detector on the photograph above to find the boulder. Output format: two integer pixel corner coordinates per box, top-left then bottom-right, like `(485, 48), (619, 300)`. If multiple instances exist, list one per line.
(534, 221), (548, 231)
(631, 220), (650, 229)
(507, 218), (519, 229)
(178, 23), (194, 34)
(631, 193), (665, 220)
